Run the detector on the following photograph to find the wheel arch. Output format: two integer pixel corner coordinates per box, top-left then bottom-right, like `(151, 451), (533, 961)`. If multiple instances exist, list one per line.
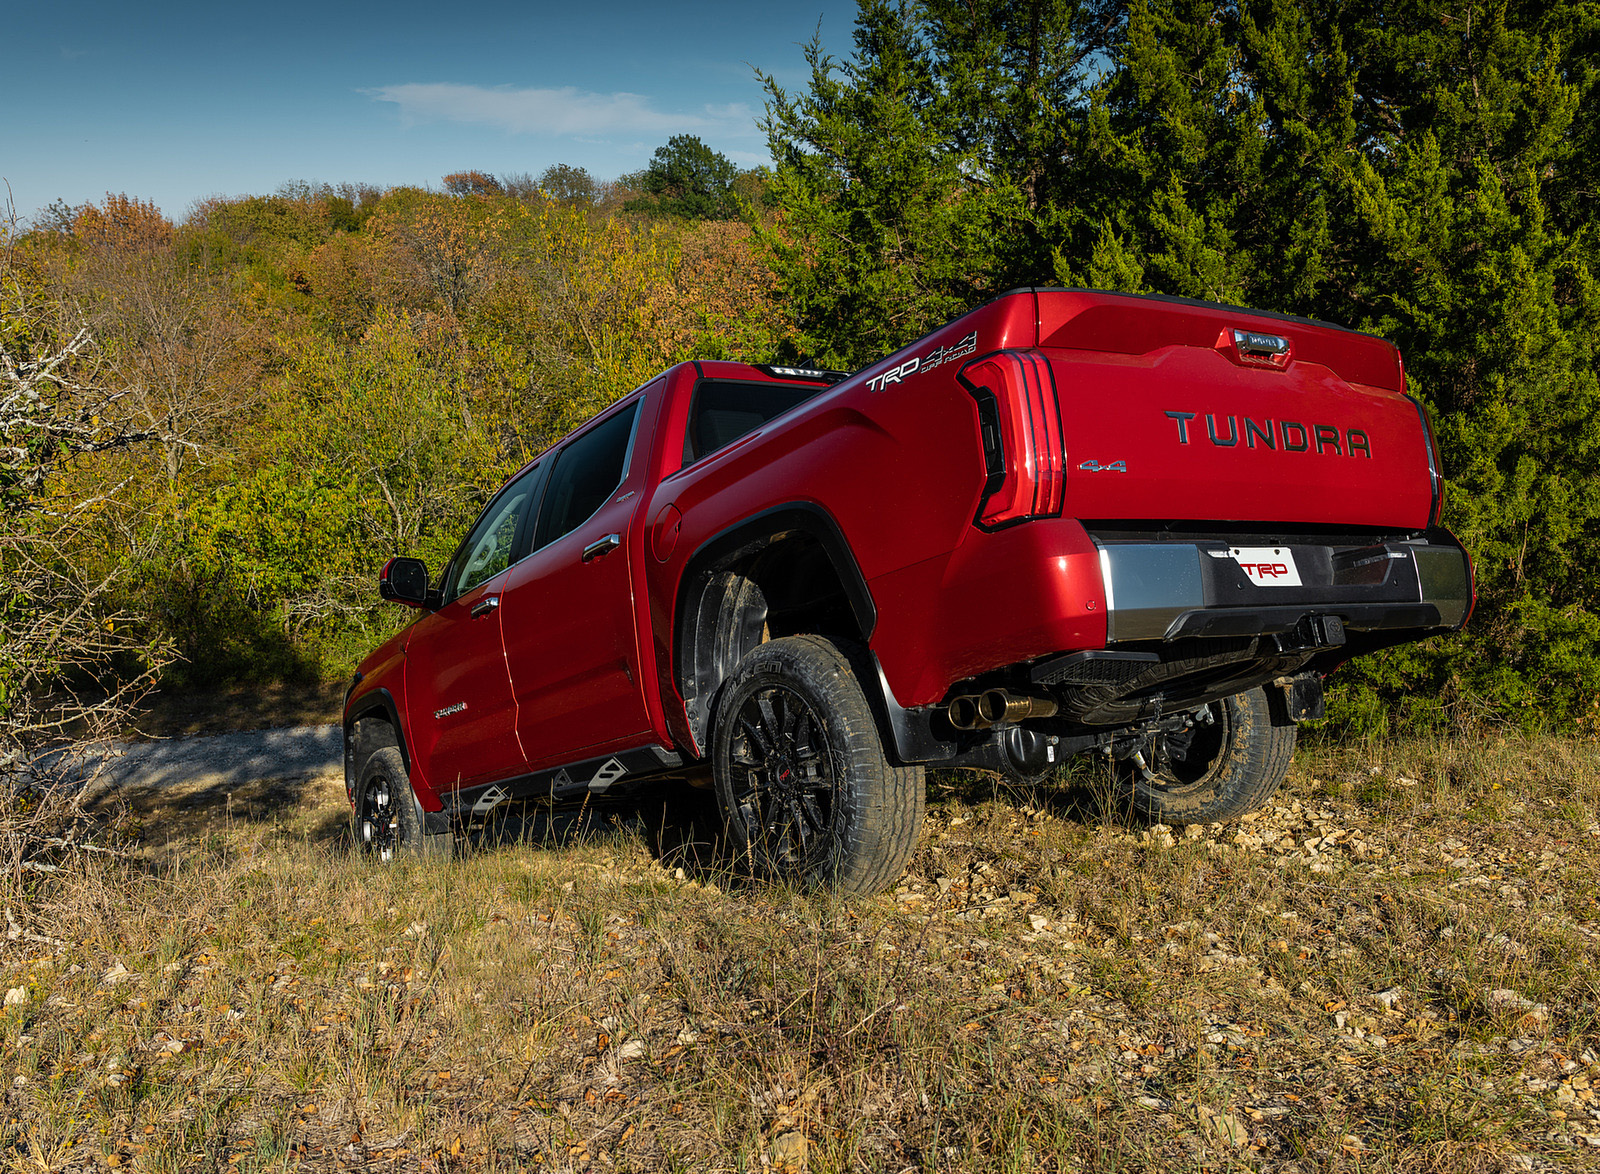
(673, 503), (878, 755)
(344, 688), (409, 802)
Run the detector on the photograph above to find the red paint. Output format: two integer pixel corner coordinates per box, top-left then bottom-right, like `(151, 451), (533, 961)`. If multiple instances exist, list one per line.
(399, 575), (523, 799)
(497, 398), (656, 769)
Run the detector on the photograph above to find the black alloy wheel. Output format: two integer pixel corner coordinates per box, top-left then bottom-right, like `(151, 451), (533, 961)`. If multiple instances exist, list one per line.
(723, 679), (839, 876)
(352, 745), (453, 861)
(711, 635), (924, 894)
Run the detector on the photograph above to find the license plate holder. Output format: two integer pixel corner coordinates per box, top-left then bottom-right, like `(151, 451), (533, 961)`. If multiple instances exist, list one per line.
(1228, 546), (1303, 587)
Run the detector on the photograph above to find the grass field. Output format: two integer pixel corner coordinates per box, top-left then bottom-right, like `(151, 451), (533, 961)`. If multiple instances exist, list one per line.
(3, 733), (1598, 1172)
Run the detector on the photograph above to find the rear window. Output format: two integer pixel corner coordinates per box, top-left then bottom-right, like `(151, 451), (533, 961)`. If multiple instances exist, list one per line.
(683, 380), (825, 466)
(534, 402), (640, 550)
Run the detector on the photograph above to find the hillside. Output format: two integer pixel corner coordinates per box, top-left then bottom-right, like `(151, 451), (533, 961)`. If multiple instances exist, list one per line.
(4, 735), (1597, 1171)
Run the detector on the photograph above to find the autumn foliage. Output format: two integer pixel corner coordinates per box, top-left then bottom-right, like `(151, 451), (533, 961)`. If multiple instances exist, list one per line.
(12, 172), (789, 698)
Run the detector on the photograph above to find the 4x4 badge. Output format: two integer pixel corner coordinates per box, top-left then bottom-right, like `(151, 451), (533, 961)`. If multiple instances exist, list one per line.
(1078, 459), (1127, 472)
(433, 701), (467, 719)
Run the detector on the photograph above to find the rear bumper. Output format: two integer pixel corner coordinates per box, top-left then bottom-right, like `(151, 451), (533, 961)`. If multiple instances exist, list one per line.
(1092, 527), (1473, 644)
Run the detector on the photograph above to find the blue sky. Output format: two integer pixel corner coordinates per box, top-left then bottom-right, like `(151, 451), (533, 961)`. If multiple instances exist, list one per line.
(2, 0), (857, 225)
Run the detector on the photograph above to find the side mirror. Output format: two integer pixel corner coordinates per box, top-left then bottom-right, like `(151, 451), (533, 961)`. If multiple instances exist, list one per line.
(379, 557), (432, 607)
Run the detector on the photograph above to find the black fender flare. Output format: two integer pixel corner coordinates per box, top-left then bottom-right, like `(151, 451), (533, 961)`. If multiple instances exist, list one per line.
(343, 687), (410, 801)
(672, 503), (878, 754)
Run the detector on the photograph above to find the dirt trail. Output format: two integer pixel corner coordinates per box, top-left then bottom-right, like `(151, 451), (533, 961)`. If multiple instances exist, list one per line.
(50, 724), (342, 795)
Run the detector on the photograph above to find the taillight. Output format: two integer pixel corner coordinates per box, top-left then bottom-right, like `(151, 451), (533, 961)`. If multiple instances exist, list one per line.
(958, 351), (1065, 529)
(1407, 395), (1445, 526)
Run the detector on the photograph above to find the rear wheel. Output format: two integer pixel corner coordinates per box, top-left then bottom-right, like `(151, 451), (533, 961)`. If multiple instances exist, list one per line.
(353, 746), (454, 861)
(1124, 686), (1294, 825)
(711, 635), (924, 895)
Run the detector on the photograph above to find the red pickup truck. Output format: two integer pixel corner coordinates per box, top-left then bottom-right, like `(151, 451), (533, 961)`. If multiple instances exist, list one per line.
(344, 288), (1473, 893)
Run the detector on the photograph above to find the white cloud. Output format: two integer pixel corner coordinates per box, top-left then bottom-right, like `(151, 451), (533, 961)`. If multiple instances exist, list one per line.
(366, 83), (756, 140)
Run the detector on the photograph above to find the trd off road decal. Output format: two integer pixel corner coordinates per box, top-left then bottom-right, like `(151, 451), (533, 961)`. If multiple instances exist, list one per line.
(866, 331), (978, 392)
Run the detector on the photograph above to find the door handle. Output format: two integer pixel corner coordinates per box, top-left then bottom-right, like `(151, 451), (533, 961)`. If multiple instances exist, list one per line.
(470, 595), (500, 618)
(582, 533), (622, 563)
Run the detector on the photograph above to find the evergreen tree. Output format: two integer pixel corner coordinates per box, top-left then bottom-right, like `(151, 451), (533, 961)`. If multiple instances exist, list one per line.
(625, 135), (743, 220)
(764, 0), (1600, 730)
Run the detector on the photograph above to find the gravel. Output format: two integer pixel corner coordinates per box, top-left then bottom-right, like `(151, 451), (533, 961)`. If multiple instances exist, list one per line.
(39, 724), (342, 795)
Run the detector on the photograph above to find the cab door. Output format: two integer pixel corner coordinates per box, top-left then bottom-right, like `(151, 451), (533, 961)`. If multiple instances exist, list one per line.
(403, 464), (544, 794)
(497, 398), (654, 769)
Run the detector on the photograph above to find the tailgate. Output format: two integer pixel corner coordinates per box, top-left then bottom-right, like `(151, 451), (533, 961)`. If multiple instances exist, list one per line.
(1030, 293), (1436, 530)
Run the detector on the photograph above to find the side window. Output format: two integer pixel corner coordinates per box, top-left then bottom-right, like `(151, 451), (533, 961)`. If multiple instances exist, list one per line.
(534, 402), (640, 550)
(444, 464), (544, 602)
(683, 380), (825, 466)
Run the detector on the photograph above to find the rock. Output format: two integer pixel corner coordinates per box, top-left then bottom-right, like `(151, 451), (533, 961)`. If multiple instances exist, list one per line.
(1200, 1106), (1249, 1147)
(1487, 989), (1549, 1020)
(770, 1131), (808, 1169)
(1371, 987), (1403, 1011)
(616, 1039), (647, 1061)
(3, 987), (26, 1007)
(1028, 914), (1049, 932)
(1486, 933), (1528, 957)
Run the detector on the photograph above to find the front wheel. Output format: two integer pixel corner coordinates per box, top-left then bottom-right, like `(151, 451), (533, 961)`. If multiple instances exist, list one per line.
(1123, 686), (1295, 825)
(711, 635), (924, 895)
(352, 746), (454, 861)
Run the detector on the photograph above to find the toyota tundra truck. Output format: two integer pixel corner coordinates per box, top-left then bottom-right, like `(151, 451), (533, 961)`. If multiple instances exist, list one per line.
(344, 288), (1474, 894)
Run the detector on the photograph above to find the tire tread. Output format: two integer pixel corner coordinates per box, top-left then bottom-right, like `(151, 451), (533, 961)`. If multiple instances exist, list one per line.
(712, 634), (923, 895)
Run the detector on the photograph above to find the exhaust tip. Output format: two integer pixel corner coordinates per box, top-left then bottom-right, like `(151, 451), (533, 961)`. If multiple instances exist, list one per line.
(981, 689), (1061, 726)
(948, 695), (984, 731)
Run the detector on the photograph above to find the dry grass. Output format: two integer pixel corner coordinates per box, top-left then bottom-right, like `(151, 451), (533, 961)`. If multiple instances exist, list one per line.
(3, 733), (1598, 1172)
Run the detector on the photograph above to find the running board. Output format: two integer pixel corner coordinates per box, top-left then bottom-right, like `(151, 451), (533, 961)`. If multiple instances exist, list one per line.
(423, 744), (683, 833)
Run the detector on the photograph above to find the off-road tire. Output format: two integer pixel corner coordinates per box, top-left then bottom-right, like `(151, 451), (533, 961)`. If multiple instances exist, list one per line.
(711, 635), (924, 895)
(352, 746), (454, 861)
(1125, 686), (1295, 825)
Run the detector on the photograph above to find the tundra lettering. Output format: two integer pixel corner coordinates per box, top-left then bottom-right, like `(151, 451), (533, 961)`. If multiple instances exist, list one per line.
(1167, 411), (1375, 457)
